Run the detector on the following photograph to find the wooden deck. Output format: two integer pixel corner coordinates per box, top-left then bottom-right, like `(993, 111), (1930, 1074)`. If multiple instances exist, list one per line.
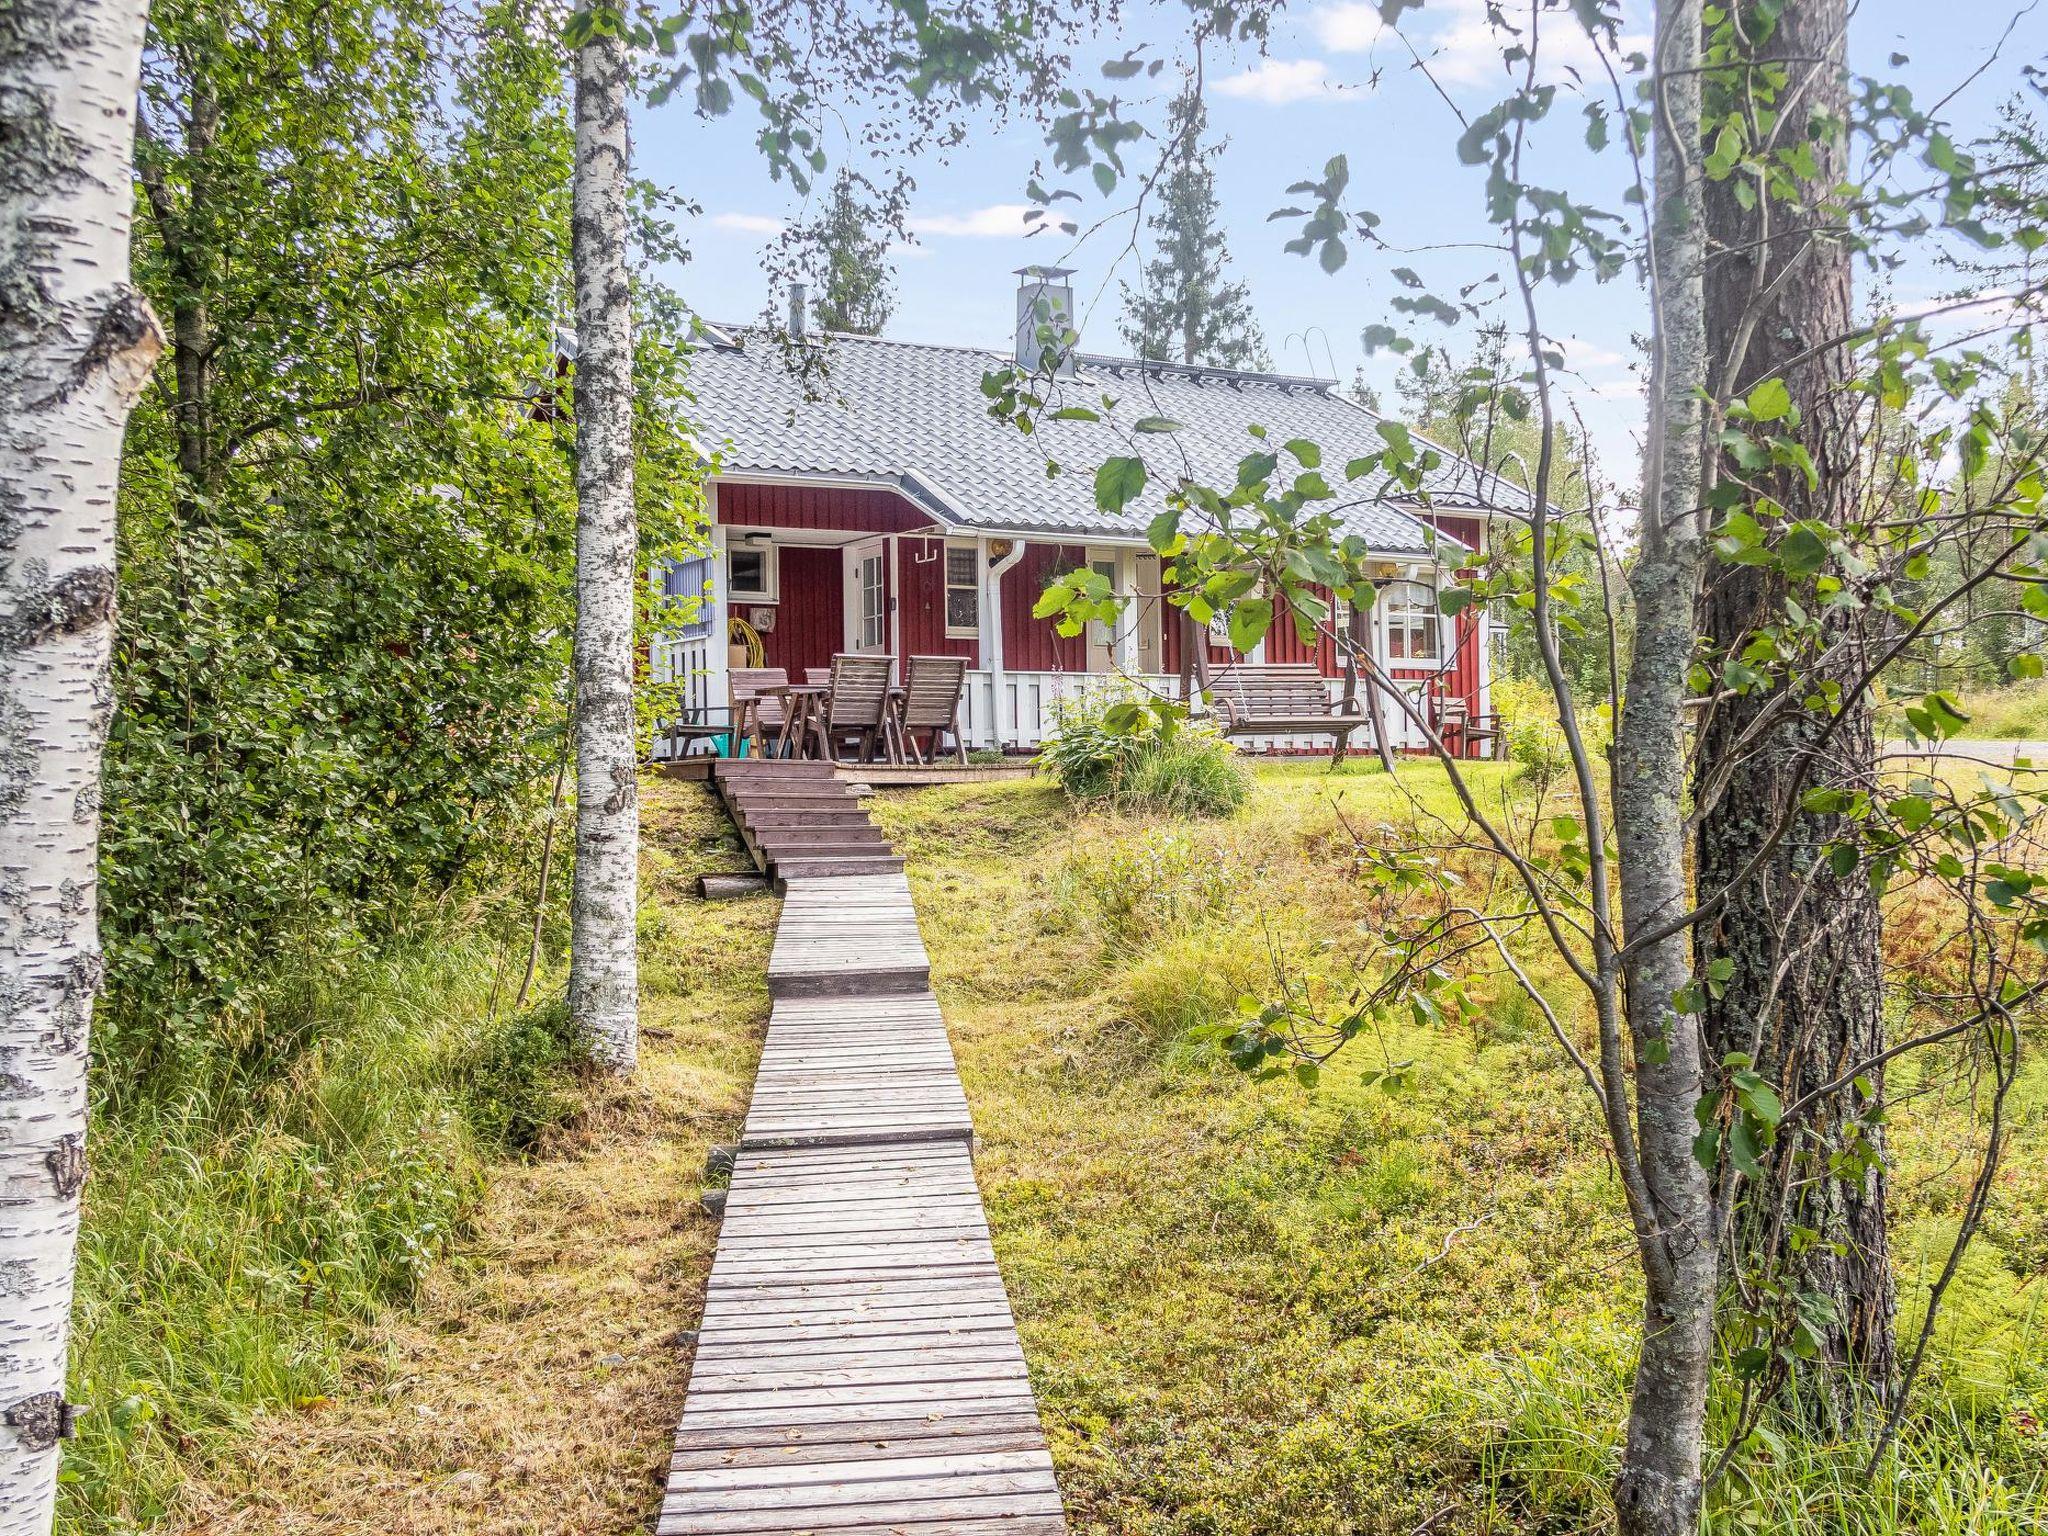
(663, 794), (1064, 1535)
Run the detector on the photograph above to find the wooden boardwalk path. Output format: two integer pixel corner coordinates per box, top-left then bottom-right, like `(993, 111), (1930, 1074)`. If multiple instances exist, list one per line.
(663, 789), (1064, 1535)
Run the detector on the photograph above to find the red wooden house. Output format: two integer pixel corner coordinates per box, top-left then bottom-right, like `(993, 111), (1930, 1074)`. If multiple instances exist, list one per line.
(658, 269), (1520, 754)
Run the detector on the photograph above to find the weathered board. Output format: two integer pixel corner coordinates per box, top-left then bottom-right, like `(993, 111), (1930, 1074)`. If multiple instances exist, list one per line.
(766, 875), (931, 998)
(663, 1143), (1063, 1535)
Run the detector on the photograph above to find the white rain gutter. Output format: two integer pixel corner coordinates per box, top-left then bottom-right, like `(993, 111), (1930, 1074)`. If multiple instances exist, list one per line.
(981, 536), (1030, 752)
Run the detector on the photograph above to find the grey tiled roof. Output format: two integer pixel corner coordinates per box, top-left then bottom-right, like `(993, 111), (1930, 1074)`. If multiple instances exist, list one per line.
(685, 327), (1533, 557)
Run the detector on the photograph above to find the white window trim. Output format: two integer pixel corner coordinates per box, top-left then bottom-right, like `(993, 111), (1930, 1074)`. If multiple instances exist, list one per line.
(1383, 578), (1443, 664)
(727, 540), (779, 604)
(944, 539), (981, 640)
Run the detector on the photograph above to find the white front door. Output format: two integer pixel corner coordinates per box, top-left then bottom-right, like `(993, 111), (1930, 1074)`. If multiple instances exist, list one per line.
(1135, 553), (1163, 675)
(845, 537), (889, 656)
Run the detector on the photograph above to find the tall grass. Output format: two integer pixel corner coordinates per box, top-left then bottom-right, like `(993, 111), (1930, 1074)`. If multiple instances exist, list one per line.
(64, 926), (584, 1533)
(1457, 1329), (2047, 1536)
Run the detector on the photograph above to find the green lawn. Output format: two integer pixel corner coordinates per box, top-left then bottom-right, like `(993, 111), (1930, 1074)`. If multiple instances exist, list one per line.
(872, 760), (2048, 1536)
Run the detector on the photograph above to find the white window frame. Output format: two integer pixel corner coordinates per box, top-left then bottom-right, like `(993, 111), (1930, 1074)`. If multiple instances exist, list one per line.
(944, 540), (981, 639)
(726, 540), (778, 603)
(1382, 578), (1443, 664)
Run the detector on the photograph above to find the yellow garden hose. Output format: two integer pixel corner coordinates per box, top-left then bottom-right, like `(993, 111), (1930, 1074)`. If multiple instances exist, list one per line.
(729, 615), (765, 667)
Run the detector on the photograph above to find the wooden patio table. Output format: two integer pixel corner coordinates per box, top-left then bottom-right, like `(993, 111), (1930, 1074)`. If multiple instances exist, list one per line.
(786, 675), (911, 764)
(764, 682), (829, 760)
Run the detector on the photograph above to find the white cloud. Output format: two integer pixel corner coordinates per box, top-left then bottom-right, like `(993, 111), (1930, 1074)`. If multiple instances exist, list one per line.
(1315, 0), (1649, 93)
(710, 212), (786, 236)
(1560, 336), (1630, 371)
(1214, 57), (1336, 105)
(1310, 2), (1387, 52)
(905, 203), (1036, 238)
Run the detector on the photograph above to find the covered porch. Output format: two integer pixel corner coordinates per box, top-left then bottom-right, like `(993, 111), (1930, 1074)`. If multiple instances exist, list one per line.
(650, 476), (1480, 756)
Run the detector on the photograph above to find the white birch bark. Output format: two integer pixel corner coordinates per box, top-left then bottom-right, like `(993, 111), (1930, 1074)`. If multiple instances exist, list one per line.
(567, 0), (639, 1074)
(1611, 0), (1715, 1531)
(0, 0), (164, 1526)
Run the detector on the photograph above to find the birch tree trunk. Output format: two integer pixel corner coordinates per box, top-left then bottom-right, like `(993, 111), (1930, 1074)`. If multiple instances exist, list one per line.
(567, 2), (639, 1073)
(1696, 0), (1894, 1421)
(0, 0), (164, 1525)
(1611, 0), (1717, 1529)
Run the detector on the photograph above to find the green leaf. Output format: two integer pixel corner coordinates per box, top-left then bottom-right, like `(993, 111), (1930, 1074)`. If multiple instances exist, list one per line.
(1094, 456), (1146, 514)
(1227, 597), (1273, 653)
(1746, 378), (1794, 422)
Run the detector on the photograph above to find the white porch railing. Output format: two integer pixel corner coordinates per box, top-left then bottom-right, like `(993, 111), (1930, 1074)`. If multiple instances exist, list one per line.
(648, 631), (720, 759)
(959, 670), (1428, 754)
(646, 650), (1433, 759)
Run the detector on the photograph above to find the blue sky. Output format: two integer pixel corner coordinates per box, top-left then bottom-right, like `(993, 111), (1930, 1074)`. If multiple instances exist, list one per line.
(636, 0), (2046, 480)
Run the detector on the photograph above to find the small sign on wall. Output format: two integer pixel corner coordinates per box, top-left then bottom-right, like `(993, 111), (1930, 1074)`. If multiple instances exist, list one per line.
(748, 606), (777, 633)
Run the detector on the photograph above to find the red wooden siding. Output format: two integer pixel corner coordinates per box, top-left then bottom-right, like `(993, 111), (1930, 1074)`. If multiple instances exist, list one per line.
(1002, 544), (1087, 672)
(1266, 587), (1337, 672)
(758, 545), (844, 679)
(718, 480), (936, 535)
(896, 535), (977, 664)
(1422, 512), (1485, 562)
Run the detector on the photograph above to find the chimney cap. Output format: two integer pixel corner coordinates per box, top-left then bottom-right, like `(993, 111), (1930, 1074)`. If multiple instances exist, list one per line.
(1014, 264), (1076, 280)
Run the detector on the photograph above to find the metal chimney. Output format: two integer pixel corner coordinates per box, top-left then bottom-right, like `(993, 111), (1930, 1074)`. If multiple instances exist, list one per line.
(1014, 265), (1076, 374)
(788, 282), (809, 337)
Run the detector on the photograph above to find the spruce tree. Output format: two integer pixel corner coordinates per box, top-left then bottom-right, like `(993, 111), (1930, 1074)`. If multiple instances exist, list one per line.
(1120, 88), (1269, 370)
(807, 172), (896, 336)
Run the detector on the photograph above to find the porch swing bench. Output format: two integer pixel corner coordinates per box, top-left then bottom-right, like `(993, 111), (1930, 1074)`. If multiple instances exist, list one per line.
(1208, 663), (1371, 740)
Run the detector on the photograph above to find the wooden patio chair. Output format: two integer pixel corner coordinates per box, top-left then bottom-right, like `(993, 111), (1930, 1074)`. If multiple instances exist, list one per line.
(810, 653), (895, 763)
(898, 655), (970, 765)
(729, 667), (791, 758)
(1435, 695), (1504, 760)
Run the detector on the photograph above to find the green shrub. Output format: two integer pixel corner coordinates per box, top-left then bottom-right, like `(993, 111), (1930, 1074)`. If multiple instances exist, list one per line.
(1038, 688), (1249, 817)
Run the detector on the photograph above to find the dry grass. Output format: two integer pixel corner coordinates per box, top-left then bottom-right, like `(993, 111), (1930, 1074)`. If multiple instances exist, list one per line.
(164, 777), (773, 1536)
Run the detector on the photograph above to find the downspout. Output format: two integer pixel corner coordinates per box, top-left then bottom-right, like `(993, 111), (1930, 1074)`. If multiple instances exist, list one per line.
(983, 538), (1028, 751)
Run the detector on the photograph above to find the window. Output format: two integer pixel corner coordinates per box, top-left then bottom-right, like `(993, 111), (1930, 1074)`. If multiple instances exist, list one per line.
(662, 555), (713, 638)
(727, 541), (776, 602)
(1383, 579), (1441, 662)
(855, 548), (887, 650)
(944, 543), (980, 637)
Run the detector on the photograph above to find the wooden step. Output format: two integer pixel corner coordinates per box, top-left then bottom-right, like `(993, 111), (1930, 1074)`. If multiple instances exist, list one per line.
(742, 808), (875, 828)
(737, 994), (973, 1149)
(752, 828), (890, 850)
(716, 765), (835, 782)
(724, 786), (860, 811)
(770, 855), (908, 886)
(736, 797), (865, 819)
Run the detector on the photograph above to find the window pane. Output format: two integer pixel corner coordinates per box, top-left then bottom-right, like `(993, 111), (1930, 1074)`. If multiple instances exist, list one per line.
(947, 586), (978, 631)
(729, 549), (767, 596)
(946, 546), (977, 587)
